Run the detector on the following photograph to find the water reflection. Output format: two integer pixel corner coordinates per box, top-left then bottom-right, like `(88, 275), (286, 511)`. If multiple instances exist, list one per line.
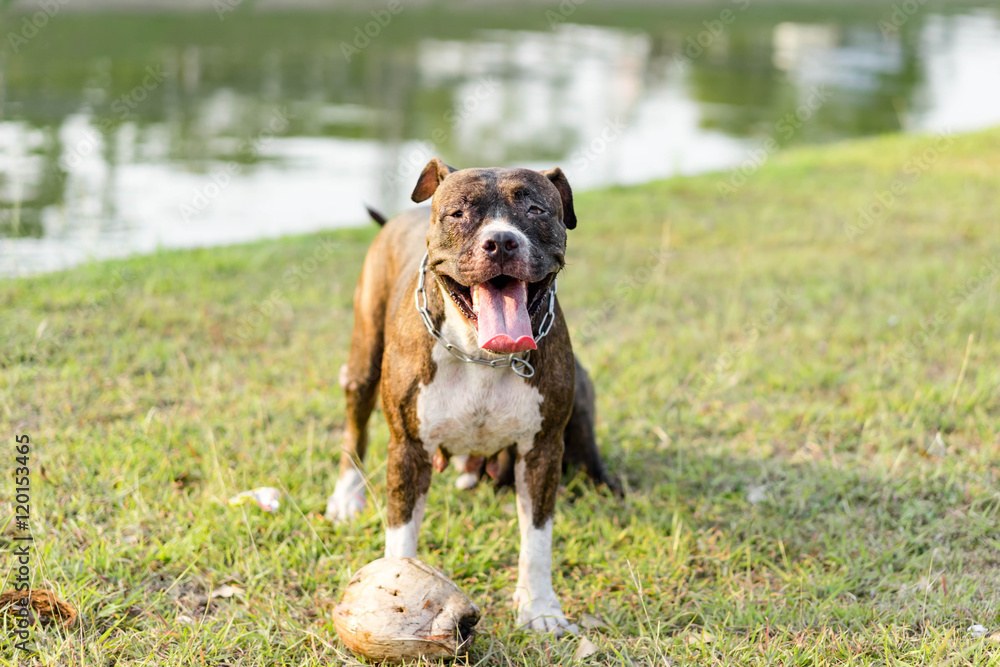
(1, 7), (999, 276)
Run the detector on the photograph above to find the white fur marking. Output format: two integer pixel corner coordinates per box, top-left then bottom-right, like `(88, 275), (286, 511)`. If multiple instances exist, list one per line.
(325, 466), (367, 523)
(479, 219), (531, 254)
(416, 295), (543, 459)
(385, 493), (427, 558)
(513, 460), (577, 636)
(455, 472), (480, 490)
(451, 455), (480, 489)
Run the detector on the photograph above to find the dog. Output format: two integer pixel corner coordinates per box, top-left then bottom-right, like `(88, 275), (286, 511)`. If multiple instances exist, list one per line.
(327, 158), (618, 635)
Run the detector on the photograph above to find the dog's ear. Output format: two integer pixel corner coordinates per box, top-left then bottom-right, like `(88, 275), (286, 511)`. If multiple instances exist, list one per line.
(540, 167), (576, 230)
(411, 158), (457, 203)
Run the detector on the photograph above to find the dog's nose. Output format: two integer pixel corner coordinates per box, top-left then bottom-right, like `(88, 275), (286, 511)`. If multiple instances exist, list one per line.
(481, 231), (519, 260)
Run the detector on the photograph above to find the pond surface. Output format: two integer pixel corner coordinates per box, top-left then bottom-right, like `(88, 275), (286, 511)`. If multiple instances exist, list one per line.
(2, 4), (1000, 276)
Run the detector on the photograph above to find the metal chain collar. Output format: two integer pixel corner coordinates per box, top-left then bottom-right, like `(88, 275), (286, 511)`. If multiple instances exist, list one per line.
(414, 252), (556, 379)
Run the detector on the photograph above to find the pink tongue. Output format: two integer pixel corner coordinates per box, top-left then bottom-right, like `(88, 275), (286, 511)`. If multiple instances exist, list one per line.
(474, 280), (536, 353)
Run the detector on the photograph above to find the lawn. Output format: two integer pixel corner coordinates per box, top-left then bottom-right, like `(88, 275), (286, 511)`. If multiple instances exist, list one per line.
(1, 128), (999, 665)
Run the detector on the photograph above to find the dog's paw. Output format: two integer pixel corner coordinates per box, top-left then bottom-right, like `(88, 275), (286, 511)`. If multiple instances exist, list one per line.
(450, 455), (480, 490)
(455, 472), (479, 490)
(514, 590), (578, 637)
(325, 468), (366, 523)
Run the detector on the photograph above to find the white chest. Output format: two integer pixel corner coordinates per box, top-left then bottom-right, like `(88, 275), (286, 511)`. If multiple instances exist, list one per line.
(416, 342), (544, 458)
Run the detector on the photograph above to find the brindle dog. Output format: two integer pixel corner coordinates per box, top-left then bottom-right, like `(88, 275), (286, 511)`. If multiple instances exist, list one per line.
(327, 158), (619, 635)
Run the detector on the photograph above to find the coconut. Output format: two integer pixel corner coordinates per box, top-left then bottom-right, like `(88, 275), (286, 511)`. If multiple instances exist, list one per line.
(333, 557), (481, 663)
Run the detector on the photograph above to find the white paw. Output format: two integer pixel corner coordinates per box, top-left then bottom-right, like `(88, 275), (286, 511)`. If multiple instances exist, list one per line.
(514, 590), (578, 637)
(455, 472), (479, 490)
(325, 468), (366, 523)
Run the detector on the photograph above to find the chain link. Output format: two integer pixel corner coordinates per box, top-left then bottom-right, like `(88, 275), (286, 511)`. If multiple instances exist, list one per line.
(414, 253), (556, 379)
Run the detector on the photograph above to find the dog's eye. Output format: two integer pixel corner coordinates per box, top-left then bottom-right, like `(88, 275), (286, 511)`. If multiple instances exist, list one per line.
(528, 206), (545, 215)
(449, 210), (464, 219)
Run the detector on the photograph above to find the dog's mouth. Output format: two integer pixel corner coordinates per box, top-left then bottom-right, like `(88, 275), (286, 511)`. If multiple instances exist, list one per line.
(438, 273), (553, 354)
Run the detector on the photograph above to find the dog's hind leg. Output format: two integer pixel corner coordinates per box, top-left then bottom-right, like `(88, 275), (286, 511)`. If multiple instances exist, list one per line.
(326, 252), (389, 522)
(562, 357), (623, 496)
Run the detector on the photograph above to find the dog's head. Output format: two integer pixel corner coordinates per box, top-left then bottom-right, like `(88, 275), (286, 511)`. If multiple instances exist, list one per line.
(411, 158), (576, 354)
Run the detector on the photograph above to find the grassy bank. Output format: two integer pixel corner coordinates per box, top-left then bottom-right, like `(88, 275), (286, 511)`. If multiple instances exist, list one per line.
(1, 128), (999, 665)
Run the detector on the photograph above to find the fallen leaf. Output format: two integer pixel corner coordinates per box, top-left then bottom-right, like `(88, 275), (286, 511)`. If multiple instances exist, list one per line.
(580, 613), (608, 630)
(652, 426), (671, 451)
(211, 584), (244, 599)
(746, 485), (768, 505)
(685, 630), (715, 645)
(122, 525), (144, 545)
(969, 624), (989, 638)
(0, 589), (77, 627)
(574, 636), (599, 661)
(176, 614), (195, 625)
(925, 432), (947, 458)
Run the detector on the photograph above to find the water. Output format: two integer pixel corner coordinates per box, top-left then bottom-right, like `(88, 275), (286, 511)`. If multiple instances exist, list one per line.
(2, 4), (1000, 276)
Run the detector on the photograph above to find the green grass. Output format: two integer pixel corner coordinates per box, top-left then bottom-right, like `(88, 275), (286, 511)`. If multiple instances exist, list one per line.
(1, 127), (999, 665)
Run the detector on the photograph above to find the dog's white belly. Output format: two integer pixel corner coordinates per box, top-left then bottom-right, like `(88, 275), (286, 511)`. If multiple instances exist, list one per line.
(416, 342), (543, 457)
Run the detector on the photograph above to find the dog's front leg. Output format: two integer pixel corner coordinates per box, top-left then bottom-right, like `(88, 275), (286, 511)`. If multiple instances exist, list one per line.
(384, 438), (433, 558)
(513, 440), (578, 636)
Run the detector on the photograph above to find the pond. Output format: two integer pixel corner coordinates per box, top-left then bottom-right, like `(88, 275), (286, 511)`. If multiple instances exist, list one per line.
(2, 3), (999, 276)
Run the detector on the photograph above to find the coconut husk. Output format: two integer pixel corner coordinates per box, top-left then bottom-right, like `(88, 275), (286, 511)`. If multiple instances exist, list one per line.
(333, 557), (480, 663)
(0, 589), (77, 628)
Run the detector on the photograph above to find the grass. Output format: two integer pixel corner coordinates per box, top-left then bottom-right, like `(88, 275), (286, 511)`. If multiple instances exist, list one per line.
(1, 127), (999, 665)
